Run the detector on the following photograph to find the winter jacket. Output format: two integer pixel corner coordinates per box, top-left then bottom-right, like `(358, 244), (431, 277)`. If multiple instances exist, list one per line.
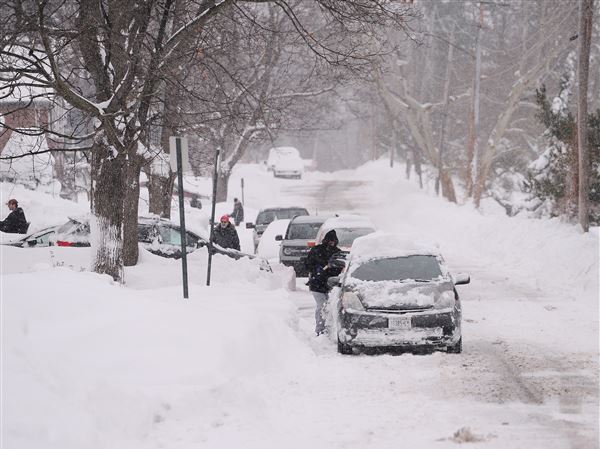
(231, 202), (244, 225)
(0, 207), (28, 234)
(304, 230), (342, 293)
(212, 223), (240, 251)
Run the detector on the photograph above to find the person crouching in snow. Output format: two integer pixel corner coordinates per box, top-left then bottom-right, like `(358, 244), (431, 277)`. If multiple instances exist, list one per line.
(304, 230), (342, 335)
(212, 214), (240, 251)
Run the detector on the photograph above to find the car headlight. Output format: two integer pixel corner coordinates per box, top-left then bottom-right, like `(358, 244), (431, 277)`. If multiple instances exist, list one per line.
(342, 291), (364, 311)
(437, 290), (455, 307)
(282, 247), (293, 256)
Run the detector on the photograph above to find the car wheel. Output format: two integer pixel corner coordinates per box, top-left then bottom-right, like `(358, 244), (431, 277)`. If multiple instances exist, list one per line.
(337, 339), (353, 355)
(447, 337), (462, 354)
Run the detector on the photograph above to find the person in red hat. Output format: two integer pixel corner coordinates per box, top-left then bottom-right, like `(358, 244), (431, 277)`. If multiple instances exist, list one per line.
(0, 199), (28, 234)
(211, 214), (240, 251)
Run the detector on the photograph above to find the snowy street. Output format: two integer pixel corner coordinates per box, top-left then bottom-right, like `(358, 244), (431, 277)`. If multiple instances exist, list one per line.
(3, 162), (598, 449)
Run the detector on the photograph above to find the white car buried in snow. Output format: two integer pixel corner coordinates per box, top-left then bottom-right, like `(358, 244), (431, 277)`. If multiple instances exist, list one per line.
(328, 232), (470, 355)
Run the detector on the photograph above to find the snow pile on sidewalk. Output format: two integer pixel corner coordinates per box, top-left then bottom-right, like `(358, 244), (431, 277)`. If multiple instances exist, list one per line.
(2, 268), (309, 449)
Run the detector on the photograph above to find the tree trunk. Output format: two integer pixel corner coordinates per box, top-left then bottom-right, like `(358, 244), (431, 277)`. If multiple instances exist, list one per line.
(90, 140), (126, 282)
(216, 170), (230, 202)
(440, 169), (457, 203)
(577, 0), (594, 232)
(147, 170), (176, 218)
(123, 153), (143, 266)
(413, 148), (423, 189)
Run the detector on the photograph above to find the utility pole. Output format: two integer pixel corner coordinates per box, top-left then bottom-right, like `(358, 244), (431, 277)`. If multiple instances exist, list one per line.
(577, 0), (594, 232)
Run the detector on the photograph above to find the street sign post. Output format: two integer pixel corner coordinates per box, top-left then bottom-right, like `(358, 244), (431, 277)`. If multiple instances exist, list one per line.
(170, 136), (189, 299)
(206, 148), (220, 286)
(241, 177), (245, 205)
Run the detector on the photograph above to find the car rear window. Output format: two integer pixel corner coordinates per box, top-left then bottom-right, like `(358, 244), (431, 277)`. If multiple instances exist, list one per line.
(55, 220), (90, 242)
(286, 222), (322, 240)
(334, 227), (374, 247)
(257, 208), (308, 225)
(351, 255), (442, 282)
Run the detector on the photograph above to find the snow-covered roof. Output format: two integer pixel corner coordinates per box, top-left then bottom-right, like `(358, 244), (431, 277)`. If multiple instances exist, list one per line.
(349, 232), (440, 260)
(321, 214), (374, 229)
(290, 215), (329, 224)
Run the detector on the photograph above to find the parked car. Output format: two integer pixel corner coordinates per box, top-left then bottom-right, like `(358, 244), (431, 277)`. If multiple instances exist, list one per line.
(276, 215), (328, 276)
(246, 206), (309, 252)
(266, 146), (304, 179)
(5, 216), (264, 263)
(329, 232), (470, 355)
(313, 214), (376, 253)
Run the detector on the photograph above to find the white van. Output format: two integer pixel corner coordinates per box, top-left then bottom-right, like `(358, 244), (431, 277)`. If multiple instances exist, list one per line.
(266, 146), (304, 179)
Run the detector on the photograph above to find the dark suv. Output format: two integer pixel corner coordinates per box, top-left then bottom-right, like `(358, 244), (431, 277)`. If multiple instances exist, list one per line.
(246, 207), (309, 252)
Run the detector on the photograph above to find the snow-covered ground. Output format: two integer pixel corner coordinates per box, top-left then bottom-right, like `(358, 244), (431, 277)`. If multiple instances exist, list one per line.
(1, 160), (598, 449)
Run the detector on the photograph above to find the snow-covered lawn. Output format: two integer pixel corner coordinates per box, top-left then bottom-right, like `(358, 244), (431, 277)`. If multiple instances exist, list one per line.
(1, 160), (598, 448)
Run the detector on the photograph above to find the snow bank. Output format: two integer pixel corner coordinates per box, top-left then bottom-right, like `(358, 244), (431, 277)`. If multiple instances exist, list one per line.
(1, 269), (312, 449)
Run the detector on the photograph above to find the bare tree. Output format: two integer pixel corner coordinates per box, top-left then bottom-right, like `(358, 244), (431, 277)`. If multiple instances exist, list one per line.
(1, 0), (418, 281)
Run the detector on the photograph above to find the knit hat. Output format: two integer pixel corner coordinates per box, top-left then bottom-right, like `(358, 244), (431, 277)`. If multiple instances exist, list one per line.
(220, 214), (230, 223)
(323, 229), (338, 244)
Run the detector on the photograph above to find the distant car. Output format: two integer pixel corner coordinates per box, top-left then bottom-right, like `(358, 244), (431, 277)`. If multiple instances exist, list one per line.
(266, 146), (304, 179)
(246, 207), (309, 252)
(313, 214), (376, 253)
(329, 232), (470, 355)
(5, 216), (264, 263)
(276, 215), (328, 276)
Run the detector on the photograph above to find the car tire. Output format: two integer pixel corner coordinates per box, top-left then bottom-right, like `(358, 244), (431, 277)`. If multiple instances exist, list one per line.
(447, 337), (462, 354)
(337, 339), (353, 355)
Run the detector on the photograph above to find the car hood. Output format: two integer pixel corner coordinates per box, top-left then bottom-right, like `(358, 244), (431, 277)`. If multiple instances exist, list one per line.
(348, 279), (455, 310)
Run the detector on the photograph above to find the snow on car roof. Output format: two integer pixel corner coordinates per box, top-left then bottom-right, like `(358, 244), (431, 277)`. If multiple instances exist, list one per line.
(350, 232), (440, 260)
(321, 214), (374, 228)
(290, 215), (329, 224)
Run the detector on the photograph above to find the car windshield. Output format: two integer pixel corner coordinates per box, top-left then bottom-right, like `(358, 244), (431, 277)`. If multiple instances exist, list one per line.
(335, 227), (374, 247)
(257, 208), (308, 225)
(351, 255), (442, 282)
(287, 222), (322, 240)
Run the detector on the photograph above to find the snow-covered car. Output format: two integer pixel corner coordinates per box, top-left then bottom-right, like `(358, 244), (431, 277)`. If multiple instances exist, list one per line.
(313, 214), (376, 253)
(266, 146), (304, 179)
(246, 206), (309, 252)
(329, 232), (470, 355)
(276, 215), (329, 276)
(257, 219), (291, 260)
(5, 216), (262, 262)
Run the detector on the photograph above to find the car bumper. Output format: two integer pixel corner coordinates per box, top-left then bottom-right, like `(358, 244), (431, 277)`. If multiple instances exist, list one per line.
(338, 306), (461, 349)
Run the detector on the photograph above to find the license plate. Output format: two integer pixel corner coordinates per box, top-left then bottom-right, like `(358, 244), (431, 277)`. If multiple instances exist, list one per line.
(388, 316), (411, 330)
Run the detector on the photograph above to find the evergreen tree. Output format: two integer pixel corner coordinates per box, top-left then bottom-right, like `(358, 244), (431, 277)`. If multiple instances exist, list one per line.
(526, 82), (600, 223)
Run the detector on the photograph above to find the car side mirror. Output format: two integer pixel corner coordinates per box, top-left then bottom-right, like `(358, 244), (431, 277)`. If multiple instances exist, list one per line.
(27, 240), (37, 247)
(246, 222), (255, 229)
(327, 276), (341, 287)
(275, 235), (283, 241)
(453, 273), (470, 285)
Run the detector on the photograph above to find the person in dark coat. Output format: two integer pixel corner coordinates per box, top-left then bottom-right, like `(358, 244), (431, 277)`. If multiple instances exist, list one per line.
(190, 194), (202, 209)
(230, 198), (244, 226)
(0, 199), (28, 234)
(304, 229), (342, 335)
(212, 214), (240, 251)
